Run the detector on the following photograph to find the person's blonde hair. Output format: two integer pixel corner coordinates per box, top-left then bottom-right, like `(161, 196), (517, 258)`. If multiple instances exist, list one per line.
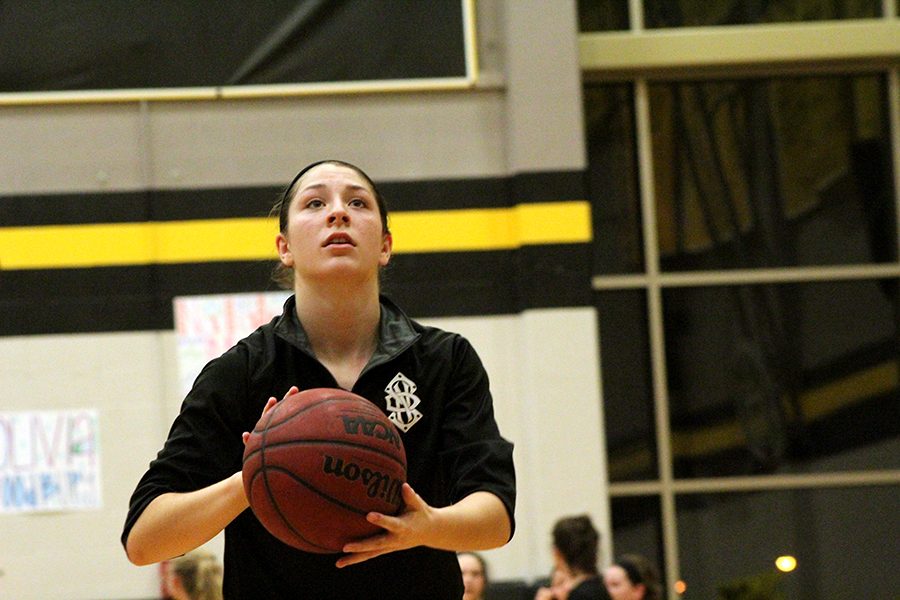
(170, 550), (223, 600)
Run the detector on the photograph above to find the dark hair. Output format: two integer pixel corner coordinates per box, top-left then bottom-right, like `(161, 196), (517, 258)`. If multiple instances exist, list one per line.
(614, 554), (662, 600)
(552, 515), (599, 576)
(458, 551), (490, 583)
(270, 159), (391, 288)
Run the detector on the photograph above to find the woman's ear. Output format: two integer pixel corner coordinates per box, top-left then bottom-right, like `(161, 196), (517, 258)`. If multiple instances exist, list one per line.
(276, 233), (293, 267)
(379, 233), (393, 267)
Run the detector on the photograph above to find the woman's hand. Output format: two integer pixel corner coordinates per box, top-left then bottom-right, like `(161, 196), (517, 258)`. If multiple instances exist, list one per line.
(548, 569), (576, 600)
(241, 386), (298, 445)
(335, 483), (435, 568)
(337, 488), (510, 568)
(533, 586), (556, 600)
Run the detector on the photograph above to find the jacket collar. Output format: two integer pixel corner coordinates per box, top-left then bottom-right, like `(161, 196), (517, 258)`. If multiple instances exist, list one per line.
(274, 294), (420, 366)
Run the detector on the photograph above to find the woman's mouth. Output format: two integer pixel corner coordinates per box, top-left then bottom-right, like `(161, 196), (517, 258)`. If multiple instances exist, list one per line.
(324, 233), (355, 246)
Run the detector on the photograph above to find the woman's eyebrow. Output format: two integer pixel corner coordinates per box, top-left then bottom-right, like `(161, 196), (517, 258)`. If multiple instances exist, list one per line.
(299, 183), (371, 193)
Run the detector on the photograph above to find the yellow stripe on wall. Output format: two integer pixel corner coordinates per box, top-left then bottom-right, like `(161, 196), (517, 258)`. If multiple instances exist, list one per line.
(391, 201), (592, 253)
(0, 201), (591, 270)
(156, 219), (277, 263)
(2, 222), (156, 269)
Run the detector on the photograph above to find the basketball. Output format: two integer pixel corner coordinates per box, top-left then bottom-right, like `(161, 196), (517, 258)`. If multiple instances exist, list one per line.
(242, 388), (407, 553)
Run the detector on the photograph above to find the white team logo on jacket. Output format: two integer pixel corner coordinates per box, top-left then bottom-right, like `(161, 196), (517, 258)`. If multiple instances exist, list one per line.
(384, 372), (423, 432)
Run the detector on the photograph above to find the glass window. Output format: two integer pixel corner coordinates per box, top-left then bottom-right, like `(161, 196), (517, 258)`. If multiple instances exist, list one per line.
(597, 290), (657, 481)
(648, 75), (894, 271)
(584, 83), (643, 274)
(676, 487), (900, 600)
(578, 0), (630, 32)
(663, 281), (899, 478)
(609, 495), (664, 583)
(644, 0), (881, 28)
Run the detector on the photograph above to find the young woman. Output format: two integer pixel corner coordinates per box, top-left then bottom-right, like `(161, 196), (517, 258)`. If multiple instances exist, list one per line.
(122, 160), (516, 599)
(603, 554), (662, 600)
(458, 551), (490, 600)
(534, 515), (610, 600)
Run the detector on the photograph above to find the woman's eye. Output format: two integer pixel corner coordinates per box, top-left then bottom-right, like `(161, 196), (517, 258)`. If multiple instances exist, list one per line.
(306, 199), (325, 208)
(349, 198), (366, 208)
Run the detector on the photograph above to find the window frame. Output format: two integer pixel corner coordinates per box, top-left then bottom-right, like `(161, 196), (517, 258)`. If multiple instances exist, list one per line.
(581, 2), (900, 594)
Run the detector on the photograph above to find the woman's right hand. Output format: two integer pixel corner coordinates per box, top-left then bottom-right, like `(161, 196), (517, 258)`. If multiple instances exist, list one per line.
(241, 385), (299, 445)
(533, 587), (555, 600)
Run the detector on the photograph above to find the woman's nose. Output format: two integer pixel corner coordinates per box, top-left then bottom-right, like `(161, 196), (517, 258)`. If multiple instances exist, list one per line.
(327, 203), (350, 224)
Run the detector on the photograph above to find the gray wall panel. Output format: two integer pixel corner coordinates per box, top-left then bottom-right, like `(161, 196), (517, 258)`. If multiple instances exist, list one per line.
(145, 92), (509, 189)
(0, 104), (146, 195)
(0, 92), (509, 196)
(502, 0), (586, 173)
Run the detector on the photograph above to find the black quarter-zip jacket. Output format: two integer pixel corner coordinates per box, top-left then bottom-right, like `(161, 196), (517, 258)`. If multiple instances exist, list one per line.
(122, 295), (516, 599)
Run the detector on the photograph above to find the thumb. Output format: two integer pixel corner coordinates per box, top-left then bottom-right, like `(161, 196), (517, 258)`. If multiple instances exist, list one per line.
(400, 482), (427, 511)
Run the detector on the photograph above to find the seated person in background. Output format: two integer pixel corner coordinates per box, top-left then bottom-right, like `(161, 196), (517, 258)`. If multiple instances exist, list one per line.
(166, 550), (223, 600)
(533, 567), (573, 600)
(533, 515), (611, 600)
(603, 554), (662, 600)
(458, 551), (489, 600)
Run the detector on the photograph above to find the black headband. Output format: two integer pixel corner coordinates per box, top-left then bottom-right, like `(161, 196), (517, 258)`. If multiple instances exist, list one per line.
(277, 159), (387, 233)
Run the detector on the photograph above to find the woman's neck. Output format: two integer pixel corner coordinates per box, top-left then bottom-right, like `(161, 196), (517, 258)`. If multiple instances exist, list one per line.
(293, 281), (381, 363)
(564, 567), (597, 589)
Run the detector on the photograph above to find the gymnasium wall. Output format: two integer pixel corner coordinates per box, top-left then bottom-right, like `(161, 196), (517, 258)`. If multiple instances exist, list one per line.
(0, 2), (609, 599)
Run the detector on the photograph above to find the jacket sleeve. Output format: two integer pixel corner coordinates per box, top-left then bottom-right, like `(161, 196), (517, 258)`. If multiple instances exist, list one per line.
(120, 341), (256, 548)
(437, 336), (516, 539)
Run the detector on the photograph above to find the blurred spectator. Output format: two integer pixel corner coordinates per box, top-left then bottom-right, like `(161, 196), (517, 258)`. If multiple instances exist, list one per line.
(458, 551), (489, 600)
(533, 515), (610, 600)
(603, 554), (661, 600)
(166, 550), (223, 600)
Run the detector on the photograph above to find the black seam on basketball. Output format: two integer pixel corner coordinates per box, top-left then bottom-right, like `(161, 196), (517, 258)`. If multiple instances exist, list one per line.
(264, 465), (374, 517)
(254, 438), (405, 465)
(248, 468), (339, 553)
(252, 395), (331, 433)
(255, 396), (387, 433)
(256, 401), (337, 552)
(242, 431), (404, 465)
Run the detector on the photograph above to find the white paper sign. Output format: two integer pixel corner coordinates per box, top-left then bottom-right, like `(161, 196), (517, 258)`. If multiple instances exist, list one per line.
(0, 409), (102, 513)
(174, 291), (291, 397)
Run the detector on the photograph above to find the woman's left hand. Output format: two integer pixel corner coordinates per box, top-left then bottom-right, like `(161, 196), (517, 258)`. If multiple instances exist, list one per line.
(335, 482), (434, 568)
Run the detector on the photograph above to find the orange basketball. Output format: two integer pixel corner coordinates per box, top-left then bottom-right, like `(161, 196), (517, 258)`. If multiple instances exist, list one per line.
(242, 388), (407, 553)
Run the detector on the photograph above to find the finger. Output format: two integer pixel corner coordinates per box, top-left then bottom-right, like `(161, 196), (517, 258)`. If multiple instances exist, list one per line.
(242, 432), (250, 445)
(353, 511), (407, 538)
(336, 548), (389, 569)
(341, 516), (396, 554)
(357, 486), (423, 534)
(281, 386), (299, 401)
(261, 397), (278, 416)
(400, 482), (424, 509)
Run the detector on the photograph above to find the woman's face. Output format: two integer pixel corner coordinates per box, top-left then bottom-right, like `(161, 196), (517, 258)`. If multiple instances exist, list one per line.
(604, 565), (644, 600)
(458, 553), (486, 600)
(276, 163), (391, 285)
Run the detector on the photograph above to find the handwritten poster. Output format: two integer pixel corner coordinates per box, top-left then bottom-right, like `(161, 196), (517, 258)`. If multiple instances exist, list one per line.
(174, 292), (290, 397)
(0, 409), (101, 513)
